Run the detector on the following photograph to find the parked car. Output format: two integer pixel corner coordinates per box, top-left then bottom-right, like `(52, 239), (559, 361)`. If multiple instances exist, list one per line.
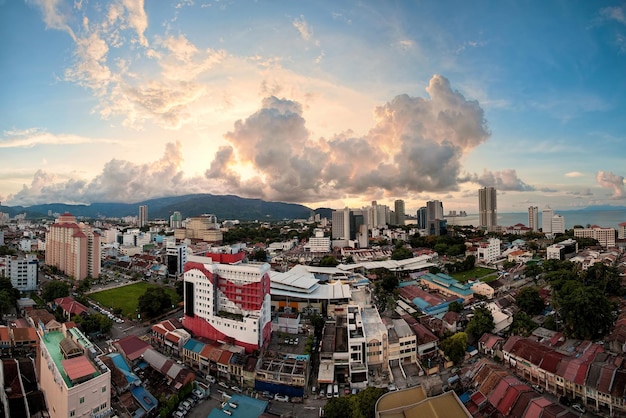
(218, 381), (229, 389)
(192, 389), (205, 399)
(274, 394), (289, 402)
(207, 375), (216, 384)
(572, 404), (585, 414)
(231, 385), (242, 393)
(262, 391), (273, 399)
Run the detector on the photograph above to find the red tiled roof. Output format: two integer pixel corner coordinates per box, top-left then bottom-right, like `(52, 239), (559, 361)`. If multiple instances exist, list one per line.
(497, 382), (532, 416)
(115, 335), (150, 361)
(62, 356), (96, 381)
(218, 350), (233, 365)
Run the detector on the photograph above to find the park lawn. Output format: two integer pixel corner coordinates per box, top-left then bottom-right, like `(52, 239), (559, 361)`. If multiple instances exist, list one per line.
(449, 267), (496, 283)
(89, 282), (180, 317)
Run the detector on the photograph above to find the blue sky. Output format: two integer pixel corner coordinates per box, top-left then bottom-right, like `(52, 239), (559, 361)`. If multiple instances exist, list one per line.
(1, 0), (626, 214)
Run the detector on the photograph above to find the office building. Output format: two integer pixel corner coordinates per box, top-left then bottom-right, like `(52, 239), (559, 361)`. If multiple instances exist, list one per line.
(425, 200), (446, 236)
(167, 243), (188, 277)
(478, 187), (497, 230)
(542, 206), (554, 234)
(416, 207), (427, 230)
(528, 206), (539, 232)
(331, 208), (369, 248)
(331, 208), (351, 240)
(45, 213), (101, 280)
(182, 255), (272, 353)
(138, 205), (148, 227)
(394, 199), (406, 226)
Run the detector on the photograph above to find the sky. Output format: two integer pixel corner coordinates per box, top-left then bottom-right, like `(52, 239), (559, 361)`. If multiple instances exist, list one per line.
(1, 0), (626, 215)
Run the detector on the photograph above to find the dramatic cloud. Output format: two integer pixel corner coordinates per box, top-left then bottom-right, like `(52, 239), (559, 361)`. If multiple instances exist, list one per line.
(203, 74), (493, 203)
(474, 169), (535, 191)
(6, 142), (211, 205)
(596, 170), (626, 199)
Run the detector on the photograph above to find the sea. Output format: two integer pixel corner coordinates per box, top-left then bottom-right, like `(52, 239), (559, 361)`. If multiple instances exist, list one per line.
(409, 209), (626, 230)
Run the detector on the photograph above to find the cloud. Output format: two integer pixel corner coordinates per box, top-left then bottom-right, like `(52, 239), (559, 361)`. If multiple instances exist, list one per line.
(6, 142), (211, 205)
(9, 75), (495, 206)
(474, 169), (535, 191)
(600, 6), (626, 25)
(565, 171), (585, 178)
(26, 0), (77, 41)
(596, 170), (626, 199)
(204, 74), (491, 203)
(293, 15), (313, 41)
(0, 129), (120, 148)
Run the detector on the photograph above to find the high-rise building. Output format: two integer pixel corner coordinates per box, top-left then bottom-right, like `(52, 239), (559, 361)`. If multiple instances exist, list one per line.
(426, 200), (446, 236)
(394, 199), (406, 226)
(542, 206), (554, 234)
(45, 213), (101, 280)
(139, 205), (148, 227)
(551, 214), (566, 235)
(182, 255), (272, 353)
(332, 208), (351, 240)
(478, 187), (497, 230)
(332, 208), (369, 247)
(528, 206), (539, 232)
(167, 243), (188, 277)
(416, 207), (427, 230)
(3, 254), (38, 291)
(169, 211), (182, 229)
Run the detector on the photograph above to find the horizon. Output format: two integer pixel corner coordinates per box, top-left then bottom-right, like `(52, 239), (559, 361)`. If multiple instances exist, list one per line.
(1, 1), (626, 212)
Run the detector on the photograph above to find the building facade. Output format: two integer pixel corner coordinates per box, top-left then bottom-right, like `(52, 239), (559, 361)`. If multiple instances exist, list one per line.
(394, 200), (406, 226)
(3, 254), (38, 291)
(574, 226), (616, 248)
(138, 205), (148, 227)
(478, 187), (497, 230)
(542, 206), (554, 234)
(45, 213), (101, 280)
(182, 255), (272, 353)
(528, 206), (539, 232)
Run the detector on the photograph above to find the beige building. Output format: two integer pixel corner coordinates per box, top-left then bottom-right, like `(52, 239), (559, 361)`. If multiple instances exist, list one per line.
(174, 214), (223, 243)
(45, 213), (101, 280)
(574, 226), (616, 248)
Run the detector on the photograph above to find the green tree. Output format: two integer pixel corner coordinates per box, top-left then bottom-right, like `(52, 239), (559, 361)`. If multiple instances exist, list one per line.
(583, 264), (623, 296)
(558, 284), (613, 340)
(516, 287), (545, 315)
(175, 280), (184, 298)
(448, 301), (463, 313)
(351, 387), (386, 418)
(0, 278), (20, 304)
(250, 249), (268, 262)
(509, 312), (538, 337)
(466, 306), (494, 342)
(324, 396), (352, 418)
(138, 287), (173, 318)
(523, 263), (542, 281)
(0, 290), (13, 318)
(320, 255), (339, 267)
(391, 242), (413, 260)
(440, 332), (468, 364)
(42, 281), (70, 302)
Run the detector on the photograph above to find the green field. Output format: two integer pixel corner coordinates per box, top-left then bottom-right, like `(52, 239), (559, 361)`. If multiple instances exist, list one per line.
(89, 282), (180, 317)
(449, 267), (497, 283)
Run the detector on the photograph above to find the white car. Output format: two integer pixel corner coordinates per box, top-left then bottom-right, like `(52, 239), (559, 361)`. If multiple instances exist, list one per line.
(274, 394), (289, 402)
(572, 404), (585, 414)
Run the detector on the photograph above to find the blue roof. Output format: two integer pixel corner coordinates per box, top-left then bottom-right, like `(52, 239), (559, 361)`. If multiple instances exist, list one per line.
(107, 353), (140, 385)
(131, 385), (158, 413)
(183, 338), (205, 353)
(208, 394), (268, 418)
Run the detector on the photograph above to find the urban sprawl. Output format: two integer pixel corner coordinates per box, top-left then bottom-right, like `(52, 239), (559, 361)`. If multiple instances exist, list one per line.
(2, 187), (626, 418)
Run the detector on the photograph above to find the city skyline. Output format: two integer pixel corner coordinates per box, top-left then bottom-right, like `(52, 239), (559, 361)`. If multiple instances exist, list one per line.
(1, 1), (626, 214)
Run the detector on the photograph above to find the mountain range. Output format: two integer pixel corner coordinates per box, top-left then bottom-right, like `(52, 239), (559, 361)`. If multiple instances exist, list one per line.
(0, 194), (333, 222)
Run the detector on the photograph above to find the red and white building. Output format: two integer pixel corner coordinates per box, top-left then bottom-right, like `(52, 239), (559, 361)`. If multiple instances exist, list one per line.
(182, 254), (271, 353)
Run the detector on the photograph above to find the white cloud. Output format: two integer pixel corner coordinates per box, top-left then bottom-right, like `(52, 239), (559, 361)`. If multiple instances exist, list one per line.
(293, 15), (313, 41)
(596, 170), (625, 199)
(27, 0), (77, 41)
(0, 129), (121, 148)
(565, 171), (585, 178)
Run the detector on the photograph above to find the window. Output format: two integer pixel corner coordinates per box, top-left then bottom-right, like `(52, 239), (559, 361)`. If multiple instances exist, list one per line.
(80, 397), (85, 404)
(102, 386), (106, 393)
(70, 411), (75, 417)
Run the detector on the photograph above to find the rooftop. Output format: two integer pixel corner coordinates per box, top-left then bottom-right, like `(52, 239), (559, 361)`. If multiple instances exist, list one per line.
(42, 330), (100, 388)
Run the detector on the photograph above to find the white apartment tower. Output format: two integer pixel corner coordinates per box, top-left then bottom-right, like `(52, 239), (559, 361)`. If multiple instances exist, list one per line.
(542, 206), (554, 234)
(331, 208), (351, 240)
(138, 205), (148, 227)
(478, 187), (497, 230)
(528, 206), (539, 232)
(551, 214), (566, 235)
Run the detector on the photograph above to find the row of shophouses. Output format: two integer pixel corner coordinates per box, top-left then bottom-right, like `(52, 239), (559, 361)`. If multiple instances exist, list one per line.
(480, 331), (626, 416)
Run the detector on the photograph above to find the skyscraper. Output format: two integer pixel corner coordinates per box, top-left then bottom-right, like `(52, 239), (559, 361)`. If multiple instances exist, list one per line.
(426, 200), (446, 236)
(542, 206), (554, 234)
(394, 199), (406, 226)
(551, 214), (566, 235)
(139, 205), (148, 227)
(528, 206), (539, 232)
(478, 187), (497, 230)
